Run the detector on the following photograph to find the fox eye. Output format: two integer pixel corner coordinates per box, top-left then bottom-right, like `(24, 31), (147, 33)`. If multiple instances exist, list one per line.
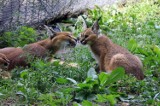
(4, 63), (8, 66)
(67, 34), (72, 38)
(85, 35), (89, 38)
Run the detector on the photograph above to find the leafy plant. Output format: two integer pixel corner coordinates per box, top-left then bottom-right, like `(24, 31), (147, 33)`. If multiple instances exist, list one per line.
(68, 67), (125, 105)
(2, 26), (37, 47)
(0, 1), (160, 105)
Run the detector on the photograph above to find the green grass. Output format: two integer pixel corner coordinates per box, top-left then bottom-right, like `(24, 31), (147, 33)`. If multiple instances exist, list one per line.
(0, 1), (160, 105)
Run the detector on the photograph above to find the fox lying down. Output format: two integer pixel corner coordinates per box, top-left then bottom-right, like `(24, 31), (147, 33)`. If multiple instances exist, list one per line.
(0, 25), (77, 71)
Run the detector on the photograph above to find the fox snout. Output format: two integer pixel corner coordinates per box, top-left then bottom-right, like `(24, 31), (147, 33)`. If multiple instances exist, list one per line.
(66, 36), (77, 47)
(69, 38), (77, 47)
(76, 37), (87, 45)
(76, 37), (81, 43)
(80, 38), (87, 45)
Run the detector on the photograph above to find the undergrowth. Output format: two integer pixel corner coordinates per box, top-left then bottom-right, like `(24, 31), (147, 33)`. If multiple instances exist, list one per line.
(0, 1), (160, 105)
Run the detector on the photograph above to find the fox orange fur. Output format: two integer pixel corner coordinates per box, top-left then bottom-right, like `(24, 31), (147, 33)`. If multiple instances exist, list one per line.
(0, 53), (10, 70)
(0, 47), (27, 71)
(0, 25), (77, 71)
(79, 19), (144, 80)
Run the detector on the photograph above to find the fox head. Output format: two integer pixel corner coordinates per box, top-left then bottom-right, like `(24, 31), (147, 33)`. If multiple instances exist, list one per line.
(0, 53), (10, 70)
(80, 18), (100, 45)
(44, 25), (77, 48)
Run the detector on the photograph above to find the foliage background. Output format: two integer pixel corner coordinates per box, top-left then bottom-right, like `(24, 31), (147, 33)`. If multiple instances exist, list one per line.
(0, 0), (160, 105)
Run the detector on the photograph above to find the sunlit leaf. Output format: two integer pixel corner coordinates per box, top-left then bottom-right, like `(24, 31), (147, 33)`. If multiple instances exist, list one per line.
(20, 69), (29, 79)
(87, 68), (98, 80)
(67, 78), (77, 84)
(96, 94), (119, 106)
(56, 78), (68, 84)
(98, 72), (109, 86)
(82, 100), (93, 106)
(127, 38), (138, 52)
(78, 83), (91, 89)
(105, 67), (125, 86)
(153, 45), (160, 57)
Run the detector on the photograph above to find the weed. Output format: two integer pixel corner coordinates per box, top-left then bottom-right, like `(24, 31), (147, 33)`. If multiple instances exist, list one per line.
(0, 0), (160, 105)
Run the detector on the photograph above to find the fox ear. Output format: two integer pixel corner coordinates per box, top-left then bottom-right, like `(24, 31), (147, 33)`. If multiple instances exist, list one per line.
(91, 17), (101, 35)
(81, 16), (88, 30)
(91, 21), (99, 34)
(52, 24), (62, 32)
(44, 25), (57, 39)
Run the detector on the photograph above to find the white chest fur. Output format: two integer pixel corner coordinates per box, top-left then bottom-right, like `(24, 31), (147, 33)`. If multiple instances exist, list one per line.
(89, 46), (100, 65)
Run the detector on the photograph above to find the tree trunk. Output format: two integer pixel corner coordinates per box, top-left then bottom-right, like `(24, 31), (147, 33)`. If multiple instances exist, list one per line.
(0, 0), (122, 32)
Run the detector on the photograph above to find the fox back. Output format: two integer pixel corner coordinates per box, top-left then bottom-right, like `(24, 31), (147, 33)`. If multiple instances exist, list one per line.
(23, 25), (77, 57)
(80, 19), (144, 80)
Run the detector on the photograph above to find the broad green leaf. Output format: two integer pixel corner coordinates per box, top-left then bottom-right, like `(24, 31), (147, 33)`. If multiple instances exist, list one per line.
(82, 100), (93, 106)
(98, 72), (109, 86)
(138, 47), (149, 56)
(105, 94), (119, 106)
(127, 38), (138, 52)
(105, 67), (125, 86)
(87, 68), (98, 80)
(84, 77), (93, 83)
(53, 60), (60, 66)
(96, 94), (119, 106)
(56, 78), (68, 84)
(153, 45), (160, 57)
(20, 69), (28, 79)
(78, 83), (91, 89)
(96, 94), (108, 103)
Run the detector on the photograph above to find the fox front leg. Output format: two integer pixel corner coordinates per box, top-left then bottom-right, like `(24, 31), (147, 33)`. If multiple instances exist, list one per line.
(99, 54), (105, 72)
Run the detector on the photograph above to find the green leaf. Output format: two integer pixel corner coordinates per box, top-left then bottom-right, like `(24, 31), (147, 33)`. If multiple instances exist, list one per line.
(96, 94), (119, 106)
(127, 38), (138, 52)
(105, 67), (125, 86)
(105, 95), (119, 106)
(78, 83), (91, 89)
(87, 68), (98, 80)
(56, 78), (68, 84)
(53, 60), (60, 66)
(20, 69), (29, 79)
(16, 91), (26, 99)
(96, 94), (107, 102)
(153, 45), (160, 57)
(82, 100), (93, 106)
(98, 72), (109, 87)
(66, 78), (77, 84)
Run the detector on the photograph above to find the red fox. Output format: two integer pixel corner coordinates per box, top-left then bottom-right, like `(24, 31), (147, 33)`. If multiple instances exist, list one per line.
(79, 19), (144, 80)
(0, 25), (77, 71)
(23, 25), (77, 57)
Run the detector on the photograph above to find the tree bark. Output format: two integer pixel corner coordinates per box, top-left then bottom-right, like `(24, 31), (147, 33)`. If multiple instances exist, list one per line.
(0, 0), (121, 32)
